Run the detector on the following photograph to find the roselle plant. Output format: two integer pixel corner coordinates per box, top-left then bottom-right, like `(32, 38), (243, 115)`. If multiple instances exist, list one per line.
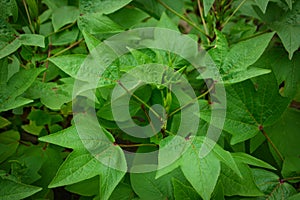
(0, 0), (300, 200)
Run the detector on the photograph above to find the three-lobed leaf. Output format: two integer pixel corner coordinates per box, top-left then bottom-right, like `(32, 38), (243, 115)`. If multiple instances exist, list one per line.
(206, 31), (274, 84)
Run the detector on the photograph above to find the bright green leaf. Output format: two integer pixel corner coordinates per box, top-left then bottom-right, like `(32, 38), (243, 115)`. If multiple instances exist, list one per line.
(203, 0), (215, 16)
(78, 13), (123, 34)
(206, 32), (274, 83)
(39, 126), (84, 149)
(232, 152), (276, 170)
(79, 0), (132, 14)
(48, 150), (102, 187)
(48, 55), (86, 79)
(52, 6), (79, 31)
(180, 137), (220, 200)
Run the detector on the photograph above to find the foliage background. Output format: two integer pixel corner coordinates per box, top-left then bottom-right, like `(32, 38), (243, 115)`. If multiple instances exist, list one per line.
(0, 0), (300, 199)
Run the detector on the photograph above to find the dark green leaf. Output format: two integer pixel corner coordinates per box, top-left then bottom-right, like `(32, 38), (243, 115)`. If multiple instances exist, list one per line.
(252, 168), (297, 199)
(220, 163), (263, 196)
(0, 177), (42, 200)
(173, 178), (200, 200)
(266, 108), (300, 160)
(0, 130), (19, 163)
(0, 116), (11, 128)
(201, 73), (290, 144)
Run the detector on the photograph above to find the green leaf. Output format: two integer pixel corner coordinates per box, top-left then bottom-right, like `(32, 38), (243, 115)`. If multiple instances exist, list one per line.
(65, 176), (99, 196)
(232, 152), (276, 170)
(0, 0), (18, 21)
(40, 114), (127, 200)
(206, 32), (274, 83)
(49, 149), (125, 200)
(79, 0), (132, 14)
(157, 136), (186, 178)
(78, 13), (123, 34)
(109, 183), (134, 200)
(256, 1), (300, 59)
(0, 34), (45, 59)
(109, 6), (149, 29)
(282, 156), (300, 179)
(201, 73), (290, 144)
(255, 0), (270, 13)
(51, 28), (79, 46)
(180, 137), (221, 200)
(31, 146), (63, 198)
(27, 110), (52, 126)
(48, 150), (102, 187)
(25, 80), (73, 110)
(11, 146), (46, 184)
(0, 130), (19, 163)
(48, 55), (86, 79)
(52, 6), (79, 31)
(98, 84), (152, 122)
(0, 177), (42, 200)
(131, 166), (186, 200)
(21, 121), (44, 136)
(288, 193), (300, 200)
(39, 126), (84, 149)
(272, 49), (300, 98)
(0, 116), (11, 128)
(157, 12), (178, 31)
(172, 178), (200, 200)
(203, 0), (215, 16)
(266, 108), (300, 160)
(220, 162), (264, 196)
(82, 30), (101, 51)
(285, 0), (293, 10)
(252, 168), (297, 199)
(0, 68), (45, 112)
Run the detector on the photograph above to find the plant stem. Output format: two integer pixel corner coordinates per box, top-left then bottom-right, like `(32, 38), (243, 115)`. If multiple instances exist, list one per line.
(282, 176), (300, 182)
(50, 39), (83, 58)
(157, 0), (210, 39)
(221, 0), (247, 28)
(46, 21), (76, 37)
(117, 80), (163, 121)
(43, 39), (52, 82)
(233, 30), (270, 43)
(168, 83), (214, 117)
(197, 0), (210, 43)
(22, 0), (35, 33)
(260, 127), (284, 161)
(141, 104), (157, 135)
(117, 143), (157, 147)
